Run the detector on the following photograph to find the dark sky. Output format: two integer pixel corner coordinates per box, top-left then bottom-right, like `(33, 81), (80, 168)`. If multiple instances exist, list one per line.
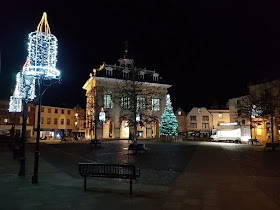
(1, 0), (280, 112)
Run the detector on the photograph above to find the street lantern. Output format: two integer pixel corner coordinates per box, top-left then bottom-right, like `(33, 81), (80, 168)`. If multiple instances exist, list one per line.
(136, 114), (140, 122)
(9, 12), (61, 182)
(99, 107), (106, 122)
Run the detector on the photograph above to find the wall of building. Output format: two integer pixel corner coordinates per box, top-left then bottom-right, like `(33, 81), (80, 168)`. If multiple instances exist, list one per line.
(187, 107), (213, 138)
(34, 105), (76, 139)
(83, 76), (171, 140)
(208, 109), (230, 129)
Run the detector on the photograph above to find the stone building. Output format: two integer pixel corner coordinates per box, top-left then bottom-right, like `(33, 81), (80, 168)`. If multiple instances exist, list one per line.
(175, 107), (188, 136)
(83, 55), (171, 140)
(0, 100), (35, 137)
(208, 109), (230, 129)
(186, 107), (213, 138)
(229, 80), (280, 144)
(34, 106), (85, 139)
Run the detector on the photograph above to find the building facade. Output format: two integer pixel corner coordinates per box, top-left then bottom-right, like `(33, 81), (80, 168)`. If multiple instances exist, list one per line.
(228, 80), (280, 144)
(186, 107), (213, 138)
(175, 107), (188, 136)
(83, 56), (171, 140)
(34, 105), (85, 139)
(0, 100), (35, 137)
(184, 107), (230, 139)
(208, 109), (230, 129)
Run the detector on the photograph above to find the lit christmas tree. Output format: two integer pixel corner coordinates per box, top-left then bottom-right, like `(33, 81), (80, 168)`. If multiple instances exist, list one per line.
(159, 94), (178, 136)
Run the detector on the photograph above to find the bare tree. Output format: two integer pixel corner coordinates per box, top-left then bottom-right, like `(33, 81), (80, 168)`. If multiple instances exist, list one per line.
(248, 80), (280, 150)
(113, 66), (165, 139)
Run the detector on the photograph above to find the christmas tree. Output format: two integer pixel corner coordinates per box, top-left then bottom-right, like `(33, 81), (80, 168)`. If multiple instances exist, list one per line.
(159, 94), (178, 136)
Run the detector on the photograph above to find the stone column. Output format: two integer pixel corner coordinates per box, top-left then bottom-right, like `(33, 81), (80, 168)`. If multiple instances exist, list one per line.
(96, 122), (103, 140)
(146, 124), (152, 139)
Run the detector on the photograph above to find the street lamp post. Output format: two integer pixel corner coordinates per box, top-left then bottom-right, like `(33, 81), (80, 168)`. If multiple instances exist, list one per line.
(32, 76), (42, 183)
(18, 97), (28, 176)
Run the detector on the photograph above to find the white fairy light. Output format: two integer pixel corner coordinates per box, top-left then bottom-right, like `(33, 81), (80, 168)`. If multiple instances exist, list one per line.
(26, 13), (60, 79)
(9, 12), (60, 113)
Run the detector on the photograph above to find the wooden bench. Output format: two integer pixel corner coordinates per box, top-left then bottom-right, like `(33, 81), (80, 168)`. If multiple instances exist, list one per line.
(124, 143), (150, 154)
(90, 139), (102, 147)
(78, 163), (140, 194)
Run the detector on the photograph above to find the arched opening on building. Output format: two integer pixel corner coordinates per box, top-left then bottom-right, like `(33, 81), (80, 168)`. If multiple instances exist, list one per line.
(137, 121), (146, 138)
(120, 120), (130, 139)
(103, 118), (114, 139)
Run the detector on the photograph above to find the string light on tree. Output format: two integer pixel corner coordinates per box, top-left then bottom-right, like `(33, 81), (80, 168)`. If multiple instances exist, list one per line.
(159, 94), (178, 136)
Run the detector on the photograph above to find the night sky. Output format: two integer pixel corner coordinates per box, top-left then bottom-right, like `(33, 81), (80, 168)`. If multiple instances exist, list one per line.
(1, 0), (280, 112)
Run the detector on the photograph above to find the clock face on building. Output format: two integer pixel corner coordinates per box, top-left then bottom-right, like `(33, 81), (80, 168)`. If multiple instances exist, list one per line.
(198, 108), (201, 113)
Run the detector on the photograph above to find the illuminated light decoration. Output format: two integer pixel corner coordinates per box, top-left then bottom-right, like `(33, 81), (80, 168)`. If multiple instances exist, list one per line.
(26, 12), (60, 79)
(9, 12), (60, 113)
(136, 114), (140, 122)
(99, 107), (106, 122)
(9, 96), (22, 113)
(159, 94), (178, 136)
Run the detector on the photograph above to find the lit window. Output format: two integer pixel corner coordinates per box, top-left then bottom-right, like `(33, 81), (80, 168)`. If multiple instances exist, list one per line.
(202, 116), (209, 121)
(190, 116), (196, 121)
(137, 95), (145, 110)
(75, 122), (78, 126)
(218, 113), (223, 118)
(202, 123), (209, 129)
(190, 123), (197, 128)
(121, 96), (130, 109)
(104, 91), (113, 109)
(178, 111), (182, 116)
(152, 98), (160, 111)
(4, 119), (8, 123)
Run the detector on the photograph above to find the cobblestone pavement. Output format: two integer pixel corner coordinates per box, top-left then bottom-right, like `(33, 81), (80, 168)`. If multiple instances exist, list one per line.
(2, 140), (280, 209)
(221, 143), (280, 208)
(39, 140), (198, 185)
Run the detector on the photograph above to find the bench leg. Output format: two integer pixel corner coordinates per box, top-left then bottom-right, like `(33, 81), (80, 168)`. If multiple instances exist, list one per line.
(130, 179), (132, 195)
(84, 176), (87, 190)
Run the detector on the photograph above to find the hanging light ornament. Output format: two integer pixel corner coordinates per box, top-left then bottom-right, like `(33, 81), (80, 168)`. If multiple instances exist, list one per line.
(9, 12), (60, 113)
(26, 12), (60, 79)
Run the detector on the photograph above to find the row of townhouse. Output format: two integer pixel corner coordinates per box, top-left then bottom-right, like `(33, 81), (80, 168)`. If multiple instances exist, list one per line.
(176, 79), (280, 144)
(175, 107), (230, 138)
(0, 101), (86, 140)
